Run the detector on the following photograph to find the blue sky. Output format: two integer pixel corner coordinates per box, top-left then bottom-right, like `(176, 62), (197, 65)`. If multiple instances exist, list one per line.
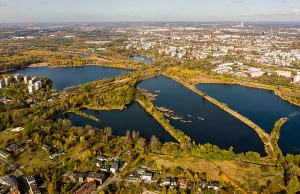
(0, 0), (299, 22)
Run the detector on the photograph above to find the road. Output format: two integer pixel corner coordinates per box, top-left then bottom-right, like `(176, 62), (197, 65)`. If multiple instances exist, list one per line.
(0, 158), (22, 176)
(92, 174), (122, 194)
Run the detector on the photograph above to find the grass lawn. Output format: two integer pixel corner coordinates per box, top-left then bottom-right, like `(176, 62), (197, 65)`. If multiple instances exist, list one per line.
(14, 148), (57, 172)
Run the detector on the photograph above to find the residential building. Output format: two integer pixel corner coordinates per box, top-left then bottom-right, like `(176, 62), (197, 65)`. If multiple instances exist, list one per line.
(96, 156), (107, 161)
(136, 167), (147, 175)
(28, 85), (35, 94)
(24, 76), (30, 84)
(293, 75), (300, 83)
(110, 161), (119, 174)
(69, 172), (85, 183)
(180, 178), (186, 188)
(14, 74), (21, 81)
(0, 80), (5, 88)
(207, 181), (220, 191)
(0, 149), (11, 159)
(4, 77), (12, 86)
(26, 176), (41, 194)
(42, 144), (51, 151)
(86, 172), (106, 185)
(276, 70), (292, 78)
(141, 173), (153, 181)
(6, 175), (20, 194)
(73, 181), (96, 194)
(163, 177), (171, 185)
(34, 81), (42, 90)
(6, 143), (24, 153)
(250, 70), (265, 77)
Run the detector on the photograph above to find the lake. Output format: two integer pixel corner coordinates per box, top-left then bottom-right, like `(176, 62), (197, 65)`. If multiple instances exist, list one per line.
(59, 102), (176, 142)
(196, 84), (300, 154)
(138, 76), (265, 155)
(130, 55), (153, 64)
(10, 66), (131, 90)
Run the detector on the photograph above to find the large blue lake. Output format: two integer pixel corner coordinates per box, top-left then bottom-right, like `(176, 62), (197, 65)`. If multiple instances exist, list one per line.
(59, 102), (175, 142)
(10, 66), (131, 90)
(196, 84), (300, 154)
(138, 76), (265, 155)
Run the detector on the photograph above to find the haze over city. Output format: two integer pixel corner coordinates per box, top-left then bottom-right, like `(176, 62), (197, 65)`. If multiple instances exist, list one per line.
(0, 0), (299, 22)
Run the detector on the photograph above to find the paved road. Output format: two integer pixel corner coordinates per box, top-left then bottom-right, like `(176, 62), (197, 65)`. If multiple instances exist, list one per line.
(92, 174), (122, 194)
(0, 158), (22, 176)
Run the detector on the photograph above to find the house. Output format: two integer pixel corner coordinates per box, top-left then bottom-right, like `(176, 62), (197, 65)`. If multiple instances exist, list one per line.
(42, 144), (51, 151)
(6, 143), (25, 153)
(86, 172), (106, 185)
(26, 176), (41, 194)
(73, 181), (96, 194)
(0, 149), (11, 159)
(6, 175), (20, 194)
(69, 172), (85, 183)
(179, 178), (186, 187)
(199, 180), (207, 188)
(110, 161), (119, 174)
(171, 178), (178, 186)
(163, 177), (171, 185)
(141, 173), (153, 181)
(207, 181), (220, 191)
(136, 168), (147, 175)
(96, 155), (107, 161)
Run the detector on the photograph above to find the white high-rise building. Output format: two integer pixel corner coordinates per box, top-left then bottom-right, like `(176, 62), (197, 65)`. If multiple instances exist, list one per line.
(4, 77), (12, 86)
(28, 85), (35, 94)
(14, 74), (21, 81)
(0, 80), (5, 88)
(241, 22), (244, 27)
(34, 81), (42, 90)
(24, 75), (30, 84)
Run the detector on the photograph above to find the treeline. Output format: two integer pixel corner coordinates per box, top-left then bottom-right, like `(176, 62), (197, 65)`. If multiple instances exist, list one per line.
(275, 87), (300, 106)
(0, 80), (135, 131)
(135, 92), (191, 145)
(0, 50), (93, 71)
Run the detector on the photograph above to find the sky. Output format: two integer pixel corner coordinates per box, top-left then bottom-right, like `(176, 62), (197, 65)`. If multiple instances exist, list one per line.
(0, 0), (299, 23)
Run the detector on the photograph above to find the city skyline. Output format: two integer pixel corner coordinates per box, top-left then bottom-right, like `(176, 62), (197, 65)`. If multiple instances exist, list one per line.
(0, 0), (299, 23)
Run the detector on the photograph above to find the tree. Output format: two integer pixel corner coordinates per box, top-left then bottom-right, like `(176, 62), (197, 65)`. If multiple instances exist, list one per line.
(132, 130), (140, 141)
(136, 138), (147, 153)
(126, 130), (131, 141)
(150, 135), (161, 153)
(287, 176), (300, 194)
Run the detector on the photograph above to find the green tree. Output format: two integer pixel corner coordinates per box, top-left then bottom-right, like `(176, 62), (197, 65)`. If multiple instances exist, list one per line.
(287, 176), (300, 194)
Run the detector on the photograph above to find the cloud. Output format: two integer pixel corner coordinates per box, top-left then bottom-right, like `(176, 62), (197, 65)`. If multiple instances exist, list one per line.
(233, 0), (244, 4)
(0, 3), (7, 6)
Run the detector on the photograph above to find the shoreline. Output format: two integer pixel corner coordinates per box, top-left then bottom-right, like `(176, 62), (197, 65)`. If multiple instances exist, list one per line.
(164, 74), (275, 157)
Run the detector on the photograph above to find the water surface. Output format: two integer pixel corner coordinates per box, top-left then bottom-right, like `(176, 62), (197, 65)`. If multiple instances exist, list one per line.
(59, 102), (175, 142)
(138, 76), (265, 155)
(10, 66), (131, 90)
(196, 84), (300, 154)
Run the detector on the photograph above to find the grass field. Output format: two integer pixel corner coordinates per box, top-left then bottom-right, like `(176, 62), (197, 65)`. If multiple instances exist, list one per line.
(148, 153), (284, 191)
